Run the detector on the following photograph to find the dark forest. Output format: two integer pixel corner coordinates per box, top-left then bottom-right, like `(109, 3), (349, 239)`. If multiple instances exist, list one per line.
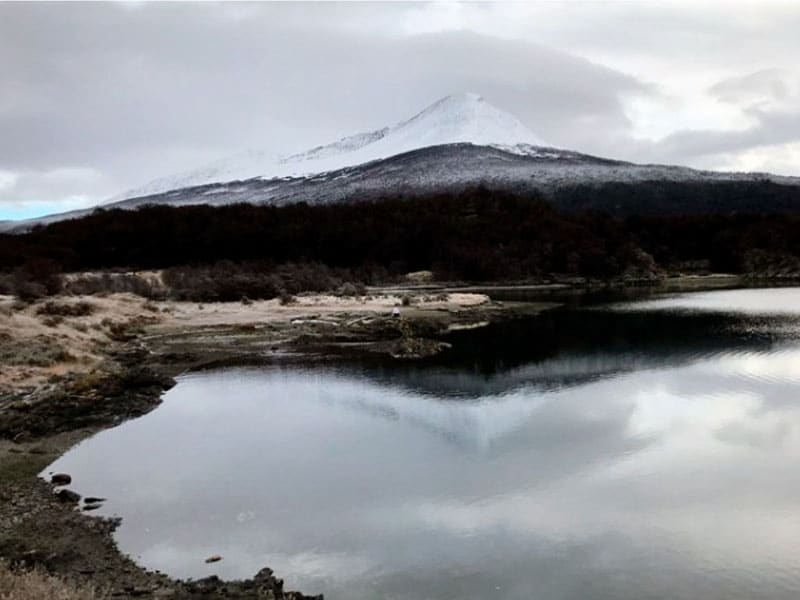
(3, 186), (800, 300)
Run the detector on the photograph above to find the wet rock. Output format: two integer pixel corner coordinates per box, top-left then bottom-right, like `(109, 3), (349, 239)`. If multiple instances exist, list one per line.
(55, 488), (80, 503)
(50, 473), (72, 485)
(83, 503), (103, 511)
(390, 337), (452, 359)
(84, 496), (106, 503)
(252, 567), (278, 588)
(205, 554), (222, 563)
(249, 567), (324, 599)
(188, 575), (223, 594)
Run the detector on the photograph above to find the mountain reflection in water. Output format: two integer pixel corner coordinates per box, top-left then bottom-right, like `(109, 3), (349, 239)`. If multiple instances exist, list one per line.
(46, 288), (800, 600)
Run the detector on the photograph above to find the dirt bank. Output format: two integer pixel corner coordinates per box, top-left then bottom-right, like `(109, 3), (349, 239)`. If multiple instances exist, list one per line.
(0, 290), (553, 599)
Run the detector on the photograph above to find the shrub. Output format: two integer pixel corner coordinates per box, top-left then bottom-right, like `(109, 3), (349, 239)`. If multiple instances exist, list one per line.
(0, 273), (13, 296)
(106, 321), (138, 342)
(163, 263), (284, 302)
(337, 282), (358, 297)
(161, 261), (345, 302)
(275, 262), (341, 295)
(64, 272), (163, 299)
(41, 316), (64, 328)
(12, 259), (62, 301)
(35, 301), (95, 317)
(11, 282), (47, 302)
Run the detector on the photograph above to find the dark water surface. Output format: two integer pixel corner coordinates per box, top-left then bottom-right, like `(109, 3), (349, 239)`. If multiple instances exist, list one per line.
(47, 288), (800, 599)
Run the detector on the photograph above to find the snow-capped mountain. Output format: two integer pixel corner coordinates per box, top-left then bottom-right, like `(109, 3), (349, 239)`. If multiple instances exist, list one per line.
(3, 92), (800, 232)
(114, 93), (545, 201)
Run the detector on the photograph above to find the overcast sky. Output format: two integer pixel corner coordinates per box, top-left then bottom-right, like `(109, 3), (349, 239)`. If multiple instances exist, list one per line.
(1, 1), (799, 220)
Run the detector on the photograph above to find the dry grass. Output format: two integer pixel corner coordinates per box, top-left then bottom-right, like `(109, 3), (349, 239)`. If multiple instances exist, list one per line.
(0, 333), (74, 367)
(0, 293), (167, 389)
(0, 290), (490, 391)
(0, 561), (103, 600)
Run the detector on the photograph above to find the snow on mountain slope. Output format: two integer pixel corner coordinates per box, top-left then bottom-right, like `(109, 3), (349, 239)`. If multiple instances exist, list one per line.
(104, 143), (799, 213)
(5, 92), (799, 234)
(278, 92), (544, 170)
(114, 93), (546, 201)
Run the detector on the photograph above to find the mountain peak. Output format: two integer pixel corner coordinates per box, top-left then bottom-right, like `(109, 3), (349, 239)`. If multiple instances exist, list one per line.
(112, 93), (546, 201)
(399, 93), (544, 148)
(429, 92), (486, 106)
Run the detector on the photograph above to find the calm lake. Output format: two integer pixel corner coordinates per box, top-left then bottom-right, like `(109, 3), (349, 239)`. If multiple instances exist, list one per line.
(46, 287), (800, 599)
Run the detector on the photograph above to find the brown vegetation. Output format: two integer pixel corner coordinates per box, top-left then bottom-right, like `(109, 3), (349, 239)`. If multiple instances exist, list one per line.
(0, 560), (102, 600)
(0, 333), (74, 367)
(35, 300), (95, 317)
(62, 271), (165, 298)
(0, 294), (162, 390)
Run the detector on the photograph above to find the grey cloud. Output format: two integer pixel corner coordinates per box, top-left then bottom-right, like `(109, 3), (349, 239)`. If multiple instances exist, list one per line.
(523, 3), (800, 71)
(0, 3), (651, 208)
(638, 69), (800, 165)
(709, 69), (791, 104)
(645, 108), (800, 163)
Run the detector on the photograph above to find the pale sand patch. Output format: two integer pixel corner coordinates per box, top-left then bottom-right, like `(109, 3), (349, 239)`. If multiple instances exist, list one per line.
(159, 292), (488, 327)
(0, 292), (489, 391)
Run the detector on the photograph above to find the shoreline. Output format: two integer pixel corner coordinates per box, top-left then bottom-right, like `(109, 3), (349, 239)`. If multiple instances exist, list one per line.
(0, 276), (792, 598)
(0, 289), (552, 599)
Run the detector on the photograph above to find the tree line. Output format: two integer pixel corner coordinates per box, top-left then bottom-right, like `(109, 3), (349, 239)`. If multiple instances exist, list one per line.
(2, 186), (800, 296)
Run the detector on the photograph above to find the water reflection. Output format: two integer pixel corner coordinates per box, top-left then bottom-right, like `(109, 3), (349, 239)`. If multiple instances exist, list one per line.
(46, 288), (800, 599)
(357, 304), (797, 398)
